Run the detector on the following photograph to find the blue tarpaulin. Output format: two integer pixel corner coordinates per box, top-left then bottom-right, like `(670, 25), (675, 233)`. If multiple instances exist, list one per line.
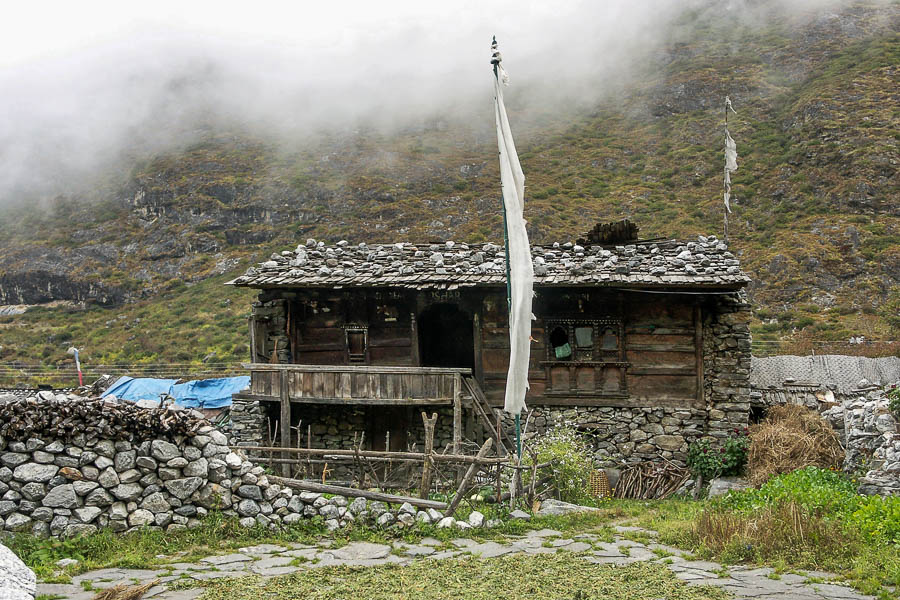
(102, 376), (249, 409)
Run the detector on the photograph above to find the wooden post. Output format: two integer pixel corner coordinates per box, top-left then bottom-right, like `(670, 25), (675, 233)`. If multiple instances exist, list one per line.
(248, 315), (257, 363)
(495, 408), (503, 503)
(694, 303), (705, 407)
(410, 312), (421, 366)
(452, 376), (462, 455)
(420, 411), (437, 499)
(443, 437), (492, 518)
(473, 310), (484, 386)
(279, 370), (291, 477)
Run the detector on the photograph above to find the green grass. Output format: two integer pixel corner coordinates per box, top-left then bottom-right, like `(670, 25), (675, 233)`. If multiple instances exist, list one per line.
(619, 470), (900, 600)
(198, 555), (728, 600)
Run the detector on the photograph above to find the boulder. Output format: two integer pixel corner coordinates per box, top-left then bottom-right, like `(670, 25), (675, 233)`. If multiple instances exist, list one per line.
(707, 476), (751, 498)
(437, 516), (456, 528)
(348, 497), (367, 515)
(237, 499), (261, 517)
(183, 458), (208, 478)
(535, 499), (598, 517)
(114, 450), (136, 471)
(110, 483), (143, 501)
(128, 509), (155, 527)
(0, 540), (36, 600)
(73, 507), (102, 524)
(140, 492), (171, 513)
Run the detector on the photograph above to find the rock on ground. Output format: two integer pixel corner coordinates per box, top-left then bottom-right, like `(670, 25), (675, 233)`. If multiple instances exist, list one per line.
(0, 541), (35, 600)
(707, 476), (751, 497)
(535, 499), (598, 517)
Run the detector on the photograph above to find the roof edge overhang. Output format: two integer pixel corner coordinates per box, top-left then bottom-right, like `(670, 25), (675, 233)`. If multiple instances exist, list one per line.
(227, 280), (749, 293)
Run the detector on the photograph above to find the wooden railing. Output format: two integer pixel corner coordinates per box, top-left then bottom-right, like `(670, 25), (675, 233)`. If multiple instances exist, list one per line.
(236, 363), (477, 476)
(236, 363), (470, 405)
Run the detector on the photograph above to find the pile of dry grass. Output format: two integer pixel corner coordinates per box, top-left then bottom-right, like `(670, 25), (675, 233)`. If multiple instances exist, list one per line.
(746, 404), (843, 487)
(91, 581), (158, 600)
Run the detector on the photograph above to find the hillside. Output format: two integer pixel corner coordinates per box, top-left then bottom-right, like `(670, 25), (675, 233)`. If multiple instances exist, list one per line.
(0, 1), (898, 382)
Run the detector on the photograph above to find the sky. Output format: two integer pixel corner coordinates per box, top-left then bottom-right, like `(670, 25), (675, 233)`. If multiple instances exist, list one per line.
(0, 0), (858, 204)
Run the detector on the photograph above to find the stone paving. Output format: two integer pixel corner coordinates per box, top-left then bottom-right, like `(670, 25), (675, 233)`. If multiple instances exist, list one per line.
(36, 526), (877, 600)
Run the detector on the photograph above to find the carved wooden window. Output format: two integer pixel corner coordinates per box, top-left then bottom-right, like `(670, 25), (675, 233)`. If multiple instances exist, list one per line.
(541, 319), (628, 398)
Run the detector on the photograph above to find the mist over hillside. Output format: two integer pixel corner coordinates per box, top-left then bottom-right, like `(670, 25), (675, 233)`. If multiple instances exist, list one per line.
(0, 0), (897, 370)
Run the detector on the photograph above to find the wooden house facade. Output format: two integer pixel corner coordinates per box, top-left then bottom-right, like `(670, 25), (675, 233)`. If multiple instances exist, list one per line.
(228, 231), (752, 467)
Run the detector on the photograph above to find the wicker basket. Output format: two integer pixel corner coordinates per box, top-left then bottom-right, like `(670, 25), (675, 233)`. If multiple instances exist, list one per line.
(589, 469), (612, 498)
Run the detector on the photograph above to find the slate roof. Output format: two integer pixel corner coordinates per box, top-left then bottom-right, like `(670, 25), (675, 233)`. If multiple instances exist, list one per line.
(228, 235), (751, 290)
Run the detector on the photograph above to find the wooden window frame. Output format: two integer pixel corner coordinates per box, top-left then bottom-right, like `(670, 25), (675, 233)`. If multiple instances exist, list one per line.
(540, 318), (629, 398)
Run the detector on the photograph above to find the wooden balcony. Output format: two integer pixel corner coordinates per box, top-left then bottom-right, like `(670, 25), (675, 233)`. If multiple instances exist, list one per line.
(235, 363), (470, 406)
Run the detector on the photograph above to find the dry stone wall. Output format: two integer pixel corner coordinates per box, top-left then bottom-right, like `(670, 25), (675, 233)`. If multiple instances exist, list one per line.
(820, 386), (900, 496)
(0, 396), (456, 539)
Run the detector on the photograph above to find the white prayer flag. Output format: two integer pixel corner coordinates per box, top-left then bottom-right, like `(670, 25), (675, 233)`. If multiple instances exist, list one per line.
(723, 97), (738, 215)
(725, 131), (738, 171)
(493, 47), (533, 417)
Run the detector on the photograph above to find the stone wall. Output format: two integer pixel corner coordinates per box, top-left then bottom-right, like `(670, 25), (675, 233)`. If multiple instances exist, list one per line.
(516, 406), (706, 466)
(702, 293), (752, 442)
(820, 386), (899, 496)
(0, 398), (464, 539)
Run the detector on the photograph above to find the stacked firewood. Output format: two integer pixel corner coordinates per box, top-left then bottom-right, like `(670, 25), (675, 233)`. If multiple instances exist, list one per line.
(577, 219), (639, 246)
(0, 395), (206, 443)
(613, 461), (689, 500)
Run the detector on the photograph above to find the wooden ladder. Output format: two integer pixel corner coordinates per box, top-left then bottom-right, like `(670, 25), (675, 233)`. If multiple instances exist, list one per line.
(461, 374), (514, 456)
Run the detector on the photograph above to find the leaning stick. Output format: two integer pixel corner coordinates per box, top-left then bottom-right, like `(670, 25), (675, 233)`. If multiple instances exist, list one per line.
(443, 437), (493, 518)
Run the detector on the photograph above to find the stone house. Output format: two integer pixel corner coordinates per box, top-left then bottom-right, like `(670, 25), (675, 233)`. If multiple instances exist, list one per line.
(227, 227), (752, 468)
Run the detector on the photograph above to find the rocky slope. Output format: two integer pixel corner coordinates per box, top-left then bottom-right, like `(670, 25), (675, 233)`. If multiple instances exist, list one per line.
(0, 2), (897, 372)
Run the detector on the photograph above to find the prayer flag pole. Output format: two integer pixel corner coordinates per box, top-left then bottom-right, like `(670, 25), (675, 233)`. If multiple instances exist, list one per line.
(491, 36), (533, 460)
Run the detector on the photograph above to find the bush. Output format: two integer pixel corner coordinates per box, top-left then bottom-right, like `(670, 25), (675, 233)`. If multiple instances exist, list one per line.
(525, 425), (594, 504)
(686, 430), (749, 480)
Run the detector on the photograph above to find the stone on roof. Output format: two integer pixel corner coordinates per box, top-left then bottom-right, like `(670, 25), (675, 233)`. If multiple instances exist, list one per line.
(228, 234), (751, 290)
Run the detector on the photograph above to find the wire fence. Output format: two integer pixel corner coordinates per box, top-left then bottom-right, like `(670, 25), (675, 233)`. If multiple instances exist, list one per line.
(751, 339), (900, 358)
(2, 340), (898, 387)
(0, 363), (245, 387)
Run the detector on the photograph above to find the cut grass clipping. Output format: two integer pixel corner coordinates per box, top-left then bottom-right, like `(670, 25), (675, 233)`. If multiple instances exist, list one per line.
(199, 555), (727, 600)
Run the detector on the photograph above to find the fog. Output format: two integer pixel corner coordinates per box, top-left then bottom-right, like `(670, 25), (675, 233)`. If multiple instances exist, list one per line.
(0, 0), (862, 205)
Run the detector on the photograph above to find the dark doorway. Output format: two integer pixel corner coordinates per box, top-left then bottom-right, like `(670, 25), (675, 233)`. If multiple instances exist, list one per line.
(418, 303), (474, 368)
(367, 406), (409, 452)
